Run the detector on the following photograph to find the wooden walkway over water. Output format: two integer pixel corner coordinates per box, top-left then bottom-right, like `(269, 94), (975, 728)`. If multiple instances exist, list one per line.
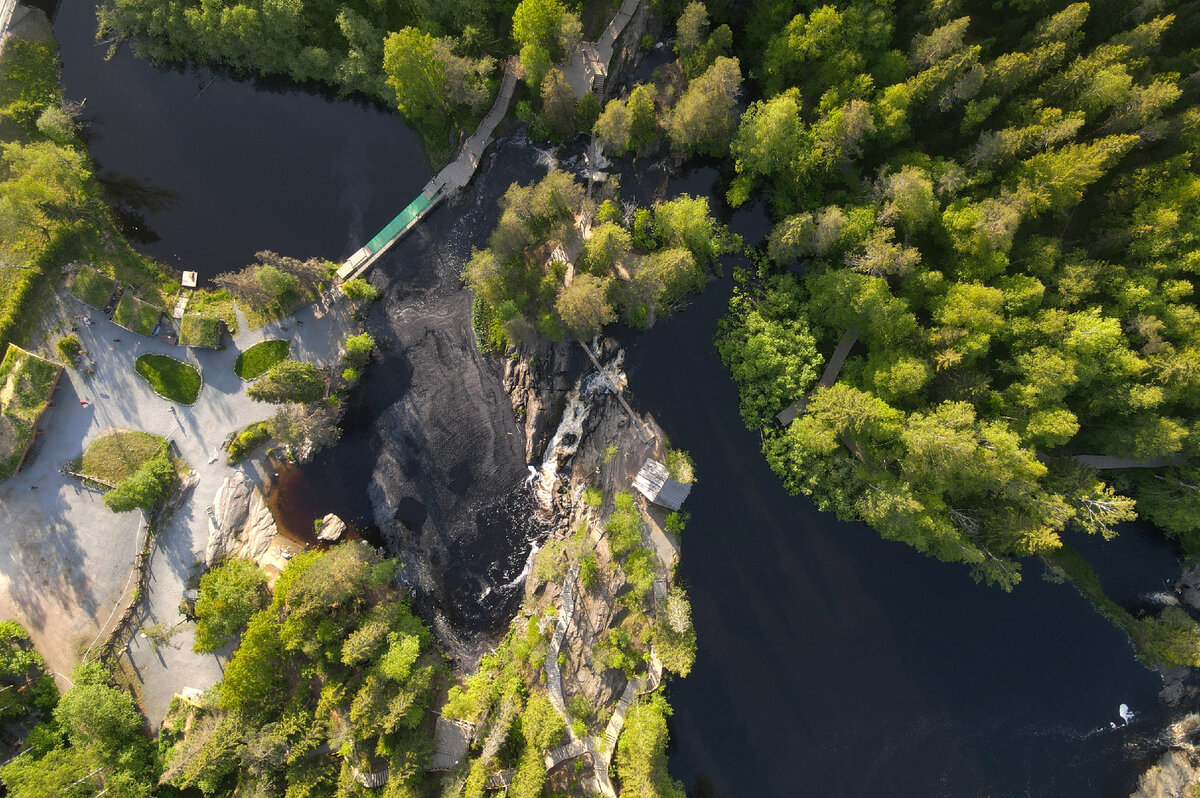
(337, 59), (520, 281)
(777, 328), (859, 426)
(561, 0), (640, 98)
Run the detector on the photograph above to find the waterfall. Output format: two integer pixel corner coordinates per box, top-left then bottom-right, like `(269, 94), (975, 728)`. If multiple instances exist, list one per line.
(581, 139), (611, 186)
(533, 347), (627, 511)
(536, 379), (592, 510)
(535, 147), (559, 172)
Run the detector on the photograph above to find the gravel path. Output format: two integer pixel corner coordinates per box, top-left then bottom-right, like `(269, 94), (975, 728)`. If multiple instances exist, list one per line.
(0, 292), (351, 723)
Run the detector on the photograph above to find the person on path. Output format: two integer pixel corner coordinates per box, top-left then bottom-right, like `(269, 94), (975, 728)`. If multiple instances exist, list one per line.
(79, 399), (88, 407)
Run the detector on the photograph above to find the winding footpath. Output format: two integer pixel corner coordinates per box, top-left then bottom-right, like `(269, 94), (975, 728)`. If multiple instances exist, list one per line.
(541, 563), (663, 798)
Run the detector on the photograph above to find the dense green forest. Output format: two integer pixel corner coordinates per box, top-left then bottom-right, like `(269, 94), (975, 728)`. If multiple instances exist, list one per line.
(710, 0), (1200, 597)
(466, 170), (738, 350)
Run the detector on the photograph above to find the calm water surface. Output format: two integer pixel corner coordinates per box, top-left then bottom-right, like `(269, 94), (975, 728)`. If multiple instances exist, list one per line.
(47, 5), (1186, 793)
(51, 0), (430, 281)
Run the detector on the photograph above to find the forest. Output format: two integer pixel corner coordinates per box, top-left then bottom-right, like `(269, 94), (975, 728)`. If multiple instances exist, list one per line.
(707, 0), (1200, 602)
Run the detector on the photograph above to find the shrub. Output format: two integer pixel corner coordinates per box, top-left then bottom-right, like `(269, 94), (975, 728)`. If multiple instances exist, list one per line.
(584, 486), (603, 507)
(665, 510), (689, 536)
(234, 339), (289, 380)
(606, 491), (643, 557)
(226, 421), (270, 464)
(57, 334), (82, 365)
(103, 449), (175, 512)
(665, 448), (696, 483)
(342, 332), (374, 370)
(193, 560), (269, 653)
(341, 278), (377, 302)
(247, 360), (324, 404)
(579, 554), (599, 591)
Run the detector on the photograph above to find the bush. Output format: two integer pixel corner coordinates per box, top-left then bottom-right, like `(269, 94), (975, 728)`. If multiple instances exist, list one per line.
(584, 486), (603, 507)
(103, 449), (175, 512)
(193, 560), (269, 653)
(247, 360), (324, 404)
(226, 421), (270, 464)
(665, 510), (689, 535)
(56, 334), (82, 365)
(665, 448), (696, 483)
(234, 339), (289, 380)
(606, 491), (643, 557)
(342, 332), (374, 370)
(134, 353), (202, 404)
(579, 554), (599, 591)
(341, 278), (377, 302)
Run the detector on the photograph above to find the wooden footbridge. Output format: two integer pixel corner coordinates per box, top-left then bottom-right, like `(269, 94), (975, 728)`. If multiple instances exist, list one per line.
(562, 0), (641, 98)
(777, 328), (859, 426)
(337, 59), (520, 281)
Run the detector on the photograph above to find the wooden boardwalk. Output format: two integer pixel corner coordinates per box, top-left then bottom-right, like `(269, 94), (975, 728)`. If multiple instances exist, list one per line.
(777, 328), (859, 426)
(561, 0), (640, 99)
(427, 716), (476, 771)
(337, 59), (520, 281)
(544, 564), (579, 719)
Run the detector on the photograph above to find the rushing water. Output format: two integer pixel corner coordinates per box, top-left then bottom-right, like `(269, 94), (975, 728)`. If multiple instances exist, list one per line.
(46, 4), (1191, 792)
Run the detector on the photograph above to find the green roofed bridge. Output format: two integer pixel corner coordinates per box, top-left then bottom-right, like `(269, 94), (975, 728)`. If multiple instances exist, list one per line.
(337, 59), (520, 281)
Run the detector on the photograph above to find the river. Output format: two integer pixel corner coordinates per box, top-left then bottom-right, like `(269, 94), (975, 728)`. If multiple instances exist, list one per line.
(45, 2), (1185, 794)
(48, 0), (430, 281)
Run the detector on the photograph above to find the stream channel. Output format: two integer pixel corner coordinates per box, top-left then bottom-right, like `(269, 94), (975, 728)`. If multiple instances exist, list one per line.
(45, 0), (1189, 793)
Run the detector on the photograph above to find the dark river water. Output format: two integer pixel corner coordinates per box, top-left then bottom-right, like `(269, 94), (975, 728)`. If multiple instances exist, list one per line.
(49, 0), (430, 280)
(46, 1), (1189, 794)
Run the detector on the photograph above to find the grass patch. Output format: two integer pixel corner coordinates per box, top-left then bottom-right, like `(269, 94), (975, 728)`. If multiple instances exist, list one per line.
(74, 430), (168, 486)
(227, 421), (270, 463)
(0, 37), (58, 139)
(234, 339), (289, 380)
(178, 315), (224, 348)
(186, 289), (238, 330)
(113, 293), (164, 337)
(134, 354), (201, 404)
(67, 265), (117, 309)
(0, 345), (61, 478)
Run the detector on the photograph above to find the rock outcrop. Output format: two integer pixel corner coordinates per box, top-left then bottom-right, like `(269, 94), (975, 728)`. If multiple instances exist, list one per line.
(1130, 749), (1200, 798)
(206, 475), (279, 567)
(502, 340), (580, 463)
(317, 513), (347, 542)
(1177, 564), (1200, 613)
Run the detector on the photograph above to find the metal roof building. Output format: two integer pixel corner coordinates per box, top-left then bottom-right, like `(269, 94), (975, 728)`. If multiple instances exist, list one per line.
(632, 458), (692, 511)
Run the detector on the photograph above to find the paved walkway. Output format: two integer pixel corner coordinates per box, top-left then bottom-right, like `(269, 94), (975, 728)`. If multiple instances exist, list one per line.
(0, 292), (350, 723)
